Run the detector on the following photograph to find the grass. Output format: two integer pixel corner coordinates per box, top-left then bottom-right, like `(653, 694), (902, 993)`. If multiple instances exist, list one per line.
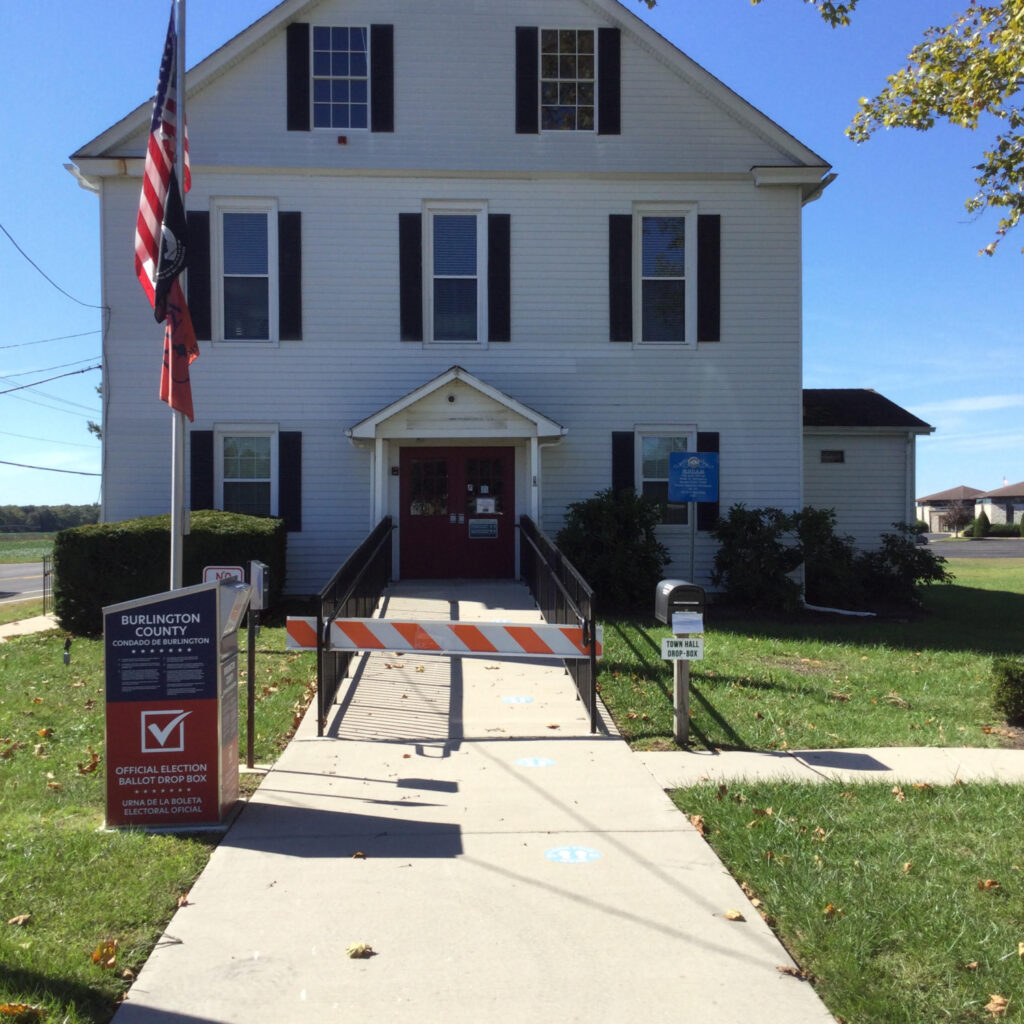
(0, 533), (55, 564)
(0, 623), (317, 1023)
(598, 560), (1024, 752)
(0, 600), (45, 627)
(671, 780), (1024, 1023)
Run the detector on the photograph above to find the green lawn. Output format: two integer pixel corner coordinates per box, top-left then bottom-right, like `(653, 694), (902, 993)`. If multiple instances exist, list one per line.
(0, 532), (55, 564)
(598, 559), (1024, 751)
(0, 624), (317, 1023)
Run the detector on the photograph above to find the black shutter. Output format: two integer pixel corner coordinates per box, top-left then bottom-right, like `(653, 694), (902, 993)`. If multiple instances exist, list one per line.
(488, 214), (511, 342)
(611, 431), (635, 493)
(515, 27), (539, 134)
(399, 213), (423, 341)
(370, 25), (394, 132)
(278, 212), (302, 340)
(697, 215), (721, 342)
(609, 214), (632, 342)
(597, 28), (621, 135)
(190, 431), (214, 510)
(186, 211), (211, 341)
(278, 432), (302, 532)
(286, 23), (310, 132)
(696, 431), (720, 531)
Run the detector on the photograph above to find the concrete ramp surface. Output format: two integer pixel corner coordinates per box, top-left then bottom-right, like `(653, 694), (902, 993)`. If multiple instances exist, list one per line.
(113, 580), (833, 1024)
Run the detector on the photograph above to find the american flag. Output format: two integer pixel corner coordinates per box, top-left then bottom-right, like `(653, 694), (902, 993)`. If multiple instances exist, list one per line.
(136, 1), (198, 421)
(134, 2), (191, 321)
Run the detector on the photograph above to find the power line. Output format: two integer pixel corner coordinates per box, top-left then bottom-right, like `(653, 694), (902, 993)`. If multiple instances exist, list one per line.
(0, 364), (102, 396)
(0, 329), (101, 351)
(0, 459), (100, 478)
(0, 430), (99, 450)
(0, 222), (107, 311)
(4, 357), (101, 378)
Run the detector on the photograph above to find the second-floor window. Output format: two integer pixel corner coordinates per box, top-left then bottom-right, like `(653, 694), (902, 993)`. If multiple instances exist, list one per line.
(540, 29), (595, 131)
(312, 26), (369, 129)
(212, 199), (279, 343)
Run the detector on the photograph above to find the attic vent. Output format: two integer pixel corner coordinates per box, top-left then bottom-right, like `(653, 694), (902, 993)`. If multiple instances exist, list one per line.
(820, 450), (845, 464)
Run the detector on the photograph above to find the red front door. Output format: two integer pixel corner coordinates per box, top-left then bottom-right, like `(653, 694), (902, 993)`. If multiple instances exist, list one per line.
(399, 446), (515, 579)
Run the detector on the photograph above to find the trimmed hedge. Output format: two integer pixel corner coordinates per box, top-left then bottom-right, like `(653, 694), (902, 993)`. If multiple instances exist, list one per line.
(53, 510), (287, 635)
(992, 658), (1024, 725)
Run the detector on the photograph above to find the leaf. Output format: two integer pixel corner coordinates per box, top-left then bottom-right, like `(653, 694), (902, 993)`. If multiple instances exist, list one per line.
(724, 909), (745, 921)
(176, 893), (190, 908)
(978, 879), (1001, 891)
(777, 965), (808, 980)
(902, 861), (913, 874)
(0, 1005), (45, 1021)
(36, 728), (51, 738)
(984, 994), (1009, 1017)
(823, 903), (844, 919)
(77, 746), (101, 775)
(547, 723), (560, 730)
(352, 851), (366, 859)
(345, 942), (374, 959)
(90, 937), (118, 969)
(7, 914), (31, 926)
(892, 785), (906, 802)
(689, 814), (708, 837)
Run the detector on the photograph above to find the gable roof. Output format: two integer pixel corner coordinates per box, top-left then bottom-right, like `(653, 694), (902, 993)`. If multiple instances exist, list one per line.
(916, 485), (984, 503)
(72, 0), (830, 180)
(977, 481), (1024, 499)
(803, 389), (933, 432)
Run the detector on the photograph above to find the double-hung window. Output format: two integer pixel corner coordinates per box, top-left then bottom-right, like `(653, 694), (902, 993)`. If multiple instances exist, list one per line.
(634, 205), (696, 344)
(638, 429), (695, 525)
(312, 26), (369, 129)
(540, 29), (595, 131)
(425, 203), (487, 343)
(217, 429), (278, 518)
(211, 199), (279, 343)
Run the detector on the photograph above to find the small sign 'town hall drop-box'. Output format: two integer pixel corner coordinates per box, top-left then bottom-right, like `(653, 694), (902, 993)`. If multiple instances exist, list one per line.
(103, 579), (251, 829)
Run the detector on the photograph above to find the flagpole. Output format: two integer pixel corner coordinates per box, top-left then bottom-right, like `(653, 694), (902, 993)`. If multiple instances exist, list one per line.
(170, 0), (187, 590)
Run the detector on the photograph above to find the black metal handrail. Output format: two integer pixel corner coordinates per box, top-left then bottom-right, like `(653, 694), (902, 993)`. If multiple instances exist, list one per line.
(518, 515), (599, 732)
(316, 516), (394, 735)
(42, 554), (52, 616)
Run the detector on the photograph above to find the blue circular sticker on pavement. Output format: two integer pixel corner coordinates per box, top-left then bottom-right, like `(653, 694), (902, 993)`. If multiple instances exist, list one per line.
(502, 696), (534, 704)
(515, 757), (556, 768)
(544, 845), (602, 864)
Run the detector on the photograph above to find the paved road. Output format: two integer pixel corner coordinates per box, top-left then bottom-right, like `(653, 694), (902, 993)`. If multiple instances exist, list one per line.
(927, 537), (1024, 559)
(0, 561), (45, 605)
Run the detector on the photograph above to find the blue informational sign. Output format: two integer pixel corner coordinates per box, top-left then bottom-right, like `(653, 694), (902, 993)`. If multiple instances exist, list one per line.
(668, 452), (719, 503)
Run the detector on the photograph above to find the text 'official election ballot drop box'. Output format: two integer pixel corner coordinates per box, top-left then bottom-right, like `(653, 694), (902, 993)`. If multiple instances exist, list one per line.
(104, 579), (251, 828)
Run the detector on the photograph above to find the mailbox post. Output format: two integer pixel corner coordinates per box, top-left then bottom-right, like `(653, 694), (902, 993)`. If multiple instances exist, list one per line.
(655, 579), (706, 745)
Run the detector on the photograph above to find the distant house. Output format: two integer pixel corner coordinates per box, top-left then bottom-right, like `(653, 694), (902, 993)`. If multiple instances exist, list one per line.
(915, 485), (984, 533)
(803, 389), (933, 550)
(975, 482), (1024, 527)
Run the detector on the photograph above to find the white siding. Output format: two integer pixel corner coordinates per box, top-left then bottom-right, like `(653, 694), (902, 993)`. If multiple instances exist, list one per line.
(803, 431), (915, 551)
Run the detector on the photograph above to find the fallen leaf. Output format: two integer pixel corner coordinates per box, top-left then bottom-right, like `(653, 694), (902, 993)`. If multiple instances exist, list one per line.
(689, 814), (708, 837)
(46, 781), (62, 791)
(978, 879), (1001, 891)
(547, 724), (560, 730)
(777, 965), (808, 980)
(32, 744), (45, 758)
(0, 1005), (45, 1021)
(90, 938), (118, 969)
(903, 861), (913, 874)
(36, 728), (51, 738)
(724, 909), (745, 921)
(1018, 942), (1024, 959)
(823, 903), (844, 919)
(7, 914), (31, 926)
(176, 893), (190, 908)
(345, 942), (374, 959)
(812, 827), (828, 842)
(77, 747), (101, 775)
(961, 961), (980, 971)
(352, 851), (366, 859)
(984, 994), (1009, 1017)
(892, 785), (906, 802)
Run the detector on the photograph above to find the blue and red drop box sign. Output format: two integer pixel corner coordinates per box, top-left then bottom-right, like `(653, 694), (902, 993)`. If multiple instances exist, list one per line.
(104, 581), (248, 828)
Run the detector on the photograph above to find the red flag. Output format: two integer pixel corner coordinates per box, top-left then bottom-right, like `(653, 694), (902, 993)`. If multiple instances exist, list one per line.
(159, 280), (199, 421)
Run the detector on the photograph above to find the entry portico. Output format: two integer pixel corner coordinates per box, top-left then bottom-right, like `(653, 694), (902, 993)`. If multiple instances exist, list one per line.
(346, 367), (566, 579)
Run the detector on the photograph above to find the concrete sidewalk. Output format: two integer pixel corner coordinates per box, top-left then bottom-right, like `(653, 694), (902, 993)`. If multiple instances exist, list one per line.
(112, 580), (836, 1024)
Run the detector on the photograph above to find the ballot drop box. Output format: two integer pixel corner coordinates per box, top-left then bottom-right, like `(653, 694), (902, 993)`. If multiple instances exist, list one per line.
(104, 579), (251, 828)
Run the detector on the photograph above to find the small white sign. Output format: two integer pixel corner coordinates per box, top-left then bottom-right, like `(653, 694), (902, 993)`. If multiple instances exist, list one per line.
(662, 636), (704, 661)
(672, 612), (704, 635)
(203, 565), (245, 583)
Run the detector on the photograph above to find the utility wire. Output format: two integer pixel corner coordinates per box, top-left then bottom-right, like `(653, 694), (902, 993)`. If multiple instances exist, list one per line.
(4, 357), (101, 378)
(0, 222), (107, 311)
(0, 329), (101, 351)
(0, 459), (100, 477)
(0, 364), (102, 396)
(0, 430), (98, 450)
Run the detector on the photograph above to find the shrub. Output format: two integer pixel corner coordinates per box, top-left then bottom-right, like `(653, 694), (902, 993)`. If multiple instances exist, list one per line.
(992, 659), (1024, 725)
(710, 505), (803, 612)
(854, 522), (954, 607)
(971, 510), (990, 539)
(792, 507), (861, 608)
(53, 510), (287, 635)
(555, 488), (670, 615)
(986, 522), (1020, 537)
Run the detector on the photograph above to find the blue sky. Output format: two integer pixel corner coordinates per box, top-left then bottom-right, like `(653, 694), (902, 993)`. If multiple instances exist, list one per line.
(1, 0), (1021, 508)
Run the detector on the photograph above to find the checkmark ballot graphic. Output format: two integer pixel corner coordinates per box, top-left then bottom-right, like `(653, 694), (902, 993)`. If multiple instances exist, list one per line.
(141, 710), (192, 753)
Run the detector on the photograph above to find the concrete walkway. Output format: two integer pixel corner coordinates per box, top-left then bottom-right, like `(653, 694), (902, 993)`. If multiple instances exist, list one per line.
(111, 580), (836, 1024)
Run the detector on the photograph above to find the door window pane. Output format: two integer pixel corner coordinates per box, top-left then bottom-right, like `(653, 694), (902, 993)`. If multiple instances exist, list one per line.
(410, 459), (448, 515)
(466, 458), (504, 514)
